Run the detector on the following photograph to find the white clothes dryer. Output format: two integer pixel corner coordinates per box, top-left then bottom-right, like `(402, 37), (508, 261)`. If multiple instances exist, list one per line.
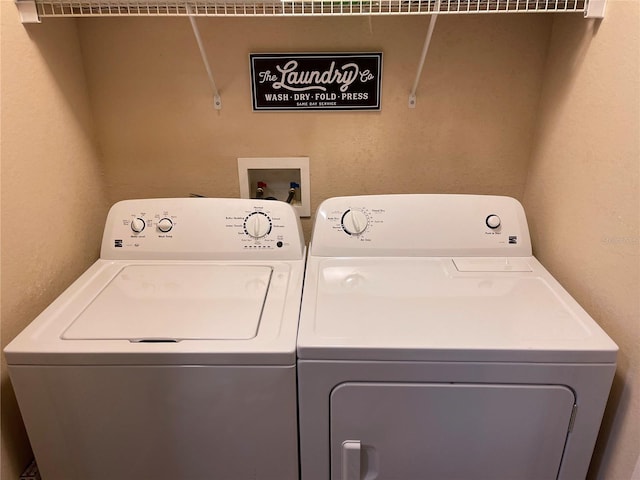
(5, 198), (305, 480)
(297, 194), (617, 480)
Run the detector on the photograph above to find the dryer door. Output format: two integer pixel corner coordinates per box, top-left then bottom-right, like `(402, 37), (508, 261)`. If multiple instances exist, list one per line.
(330, 382), (575, 480)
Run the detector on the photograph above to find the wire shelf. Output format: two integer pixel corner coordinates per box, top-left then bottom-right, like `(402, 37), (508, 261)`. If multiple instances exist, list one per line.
(34, 0), (587, 17)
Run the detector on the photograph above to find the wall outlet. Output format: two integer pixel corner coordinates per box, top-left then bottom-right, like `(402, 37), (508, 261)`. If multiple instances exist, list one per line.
(238, 157), (310, 217)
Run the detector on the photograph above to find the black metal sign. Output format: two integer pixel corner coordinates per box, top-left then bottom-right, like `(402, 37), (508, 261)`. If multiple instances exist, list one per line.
(250, 53), (382, 111)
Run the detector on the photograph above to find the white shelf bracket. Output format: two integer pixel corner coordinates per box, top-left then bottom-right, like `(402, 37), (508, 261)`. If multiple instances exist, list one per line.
(408, 12), (438, 109)
(15, 0), (40, 23)
(585, 0), (606, 18)
(187, 7), (222, 110)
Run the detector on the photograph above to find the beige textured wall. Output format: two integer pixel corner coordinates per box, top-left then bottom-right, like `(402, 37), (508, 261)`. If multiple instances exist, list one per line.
(522, 3), (640, 479)
(0, 8), (109, 479)
(77, 14), (552, 239)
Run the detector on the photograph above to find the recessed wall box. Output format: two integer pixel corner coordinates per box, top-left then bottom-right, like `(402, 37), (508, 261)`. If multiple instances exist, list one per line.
(238, 157), (310, 217)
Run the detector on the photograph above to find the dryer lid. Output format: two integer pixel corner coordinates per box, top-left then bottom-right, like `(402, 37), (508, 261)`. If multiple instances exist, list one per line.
(62, 265), (272, 341)
(298, 258), (618, 362)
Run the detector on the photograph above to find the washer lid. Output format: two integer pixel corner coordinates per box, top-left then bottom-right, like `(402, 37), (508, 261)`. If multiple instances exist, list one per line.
(62, 265), (272, 341)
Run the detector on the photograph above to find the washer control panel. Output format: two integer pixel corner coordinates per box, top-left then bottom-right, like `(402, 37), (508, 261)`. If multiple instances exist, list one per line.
(312, 194), (532, 257)
(102, 198), (304, 260)
(124, 210), (177, 238)
(244, 211), (272, 238)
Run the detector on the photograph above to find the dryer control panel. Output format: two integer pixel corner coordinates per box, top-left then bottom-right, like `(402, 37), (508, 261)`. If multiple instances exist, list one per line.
(101, 198), (305, 260)
(311, 194), (532, 257)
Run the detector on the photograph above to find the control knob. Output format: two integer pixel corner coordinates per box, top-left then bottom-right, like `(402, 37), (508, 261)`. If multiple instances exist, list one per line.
(486, 214), (501, 229)
(342, 209), (368, 235)
(244, 212), (272, 239)
(131, 217), (145, 233)
(157, 218), (173, 233)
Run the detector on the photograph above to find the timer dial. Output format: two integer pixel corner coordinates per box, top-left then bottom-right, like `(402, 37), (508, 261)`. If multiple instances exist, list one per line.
(342, 209), (368, 235)
(244, 212), (272, 239)
(131, 217), (145, 233)
(157, 218), (173, 233)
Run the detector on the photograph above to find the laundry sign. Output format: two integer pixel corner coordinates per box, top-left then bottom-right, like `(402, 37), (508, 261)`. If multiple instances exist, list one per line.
(250, 53), (382, 111)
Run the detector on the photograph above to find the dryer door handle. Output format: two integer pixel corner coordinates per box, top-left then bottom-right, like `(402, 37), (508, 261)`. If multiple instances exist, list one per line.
(342, 440), (361, 480)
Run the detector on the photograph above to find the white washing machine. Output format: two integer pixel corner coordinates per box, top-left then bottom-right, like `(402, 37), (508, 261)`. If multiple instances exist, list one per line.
(297, 194), (617, 480)
(5, 197), (305, 480)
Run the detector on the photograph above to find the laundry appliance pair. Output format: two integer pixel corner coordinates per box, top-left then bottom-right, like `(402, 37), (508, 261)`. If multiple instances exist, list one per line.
(5, 195), (617, 480)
